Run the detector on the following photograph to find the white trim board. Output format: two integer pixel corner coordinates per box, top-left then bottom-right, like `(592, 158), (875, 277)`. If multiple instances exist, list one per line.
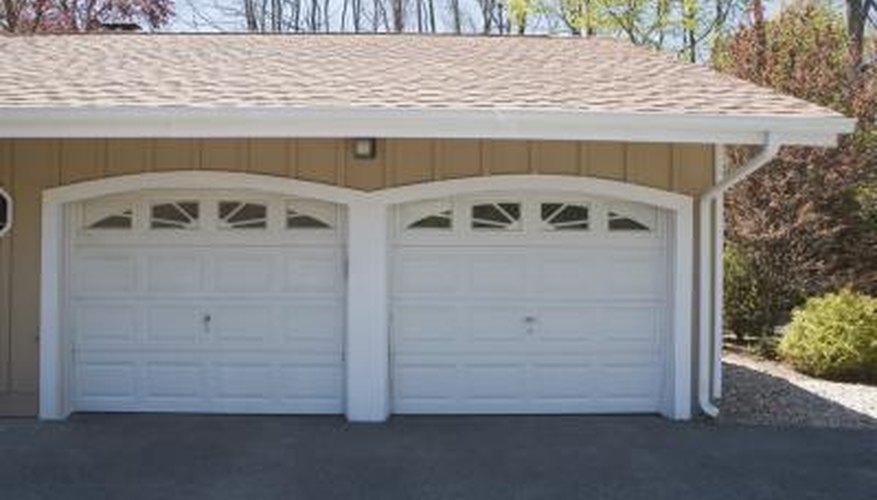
(1, 107), (855, 146)
(39, 172), (694, 421)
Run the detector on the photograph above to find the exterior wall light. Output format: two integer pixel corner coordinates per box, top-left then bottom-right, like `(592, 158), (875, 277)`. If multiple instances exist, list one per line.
(352, 138), (377, 160)
(0, 187), (10, 238)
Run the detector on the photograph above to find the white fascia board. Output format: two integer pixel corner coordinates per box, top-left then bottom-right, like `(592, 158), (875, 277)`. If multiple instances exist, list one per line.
(0, 107), (856, 146)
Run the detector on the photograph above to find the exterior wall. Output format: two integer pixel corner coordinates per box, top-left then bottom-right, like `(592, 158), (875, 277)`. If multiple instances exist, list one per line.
(0, 138), (714, 416)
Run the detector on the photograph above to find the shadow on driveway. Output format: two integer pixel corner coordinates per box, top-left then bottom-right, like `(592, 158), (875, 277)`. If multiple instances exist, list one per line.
(720, 362), (877, 429)
(0, 413), (875, 500)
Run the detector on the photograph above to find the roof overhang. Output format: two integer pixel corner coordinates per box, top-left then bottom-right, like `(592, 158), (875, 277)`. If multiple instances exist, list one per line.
(0, 106), (856, 146)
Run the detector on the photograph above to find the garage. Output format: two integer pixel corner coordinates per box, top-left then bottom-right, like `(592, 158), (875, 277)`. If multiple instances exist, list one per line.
(391, 193), (673, 414)
(67, 190), (346, 414)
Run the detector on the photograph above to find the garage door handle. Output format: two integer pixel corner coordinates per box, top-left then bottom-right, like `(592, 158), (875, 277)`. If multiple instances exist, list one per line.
(523, 316), (537, 323)
(203, 314), (212, 335)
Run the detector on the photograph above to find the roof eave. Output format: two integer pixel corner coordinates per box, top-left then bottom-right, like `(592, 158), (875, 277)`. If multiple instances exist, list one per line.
(0, 107), (856, 146)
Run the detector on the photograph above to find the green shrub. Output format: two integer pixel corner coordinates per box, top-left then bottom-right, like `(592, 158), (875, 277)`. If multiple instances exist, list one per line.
(724, 242), (802, 346)
(778, 290), (877, 382)
(724, 243), (764, 342)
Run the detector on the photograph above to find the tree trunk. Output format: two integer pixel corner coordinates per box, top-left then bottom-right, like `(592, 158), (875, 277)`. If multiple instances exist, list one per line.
(846, 0), (868, 67)
(392, 0), (404, 31)
(753, 0), (766, 82)
(244, 0), (258, 31)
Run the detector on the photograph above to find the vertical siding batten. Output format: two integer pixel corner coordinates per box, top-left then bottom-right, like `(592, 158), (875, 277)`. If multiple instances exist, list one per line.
(249, 139), (291, 177)
(59, 139), (106, 184)
(106, 139), (151, 177)
(297, 139), (343, 185)
(387, 139), (434, 187)
(627, 143), (674, 190)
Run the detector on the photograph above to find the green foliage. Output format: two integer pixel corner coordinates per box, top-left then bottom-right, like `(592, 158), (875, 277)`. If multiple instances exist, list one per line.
(724, 242), (765, 341)
(713, 4), (851, 110)
(724, 242), (805, 346)
(778, 290), (877, 382)
(855, 183), (877, 227)
(713, 4), (877, 346)
(542, 0), (749, 61)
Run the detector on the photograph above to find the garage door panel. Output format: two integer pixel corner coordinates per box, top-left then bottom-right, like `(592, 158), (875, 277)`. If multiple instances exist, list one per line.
(596, 365), (662, 399)
(278, 363), (344, 400)
(464, 364), (526, 400)
(211, 305), (275, 343)
(76, 361), (137, 400)
(73, 254), (138, 294)
(145, 253), (203, 293)
(283, 250), (344, 294)
(598, 252), (666, 297)
(74, 304), (138, 344)
(210, 363), (273, 401)
(145, 305), (202, 344)
(394, 363), (459, 402)
(283, 302), (344, 343)
(530, 364), (601, 399)
(468, 306), (529, 341)
(528, 252), (599, 296)
(468, 254), (527, 294)
(536, 305), (660, 342)
(212, 253), (277, 293)
(394, 252), (463, 294)
(393, 304), (462, 342)
(143, 362), (204, 400)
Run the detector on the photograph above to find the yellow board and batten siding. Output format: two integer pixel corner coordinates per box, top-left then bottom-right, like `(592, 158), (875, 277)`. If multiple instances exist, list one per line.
(0, 138), (714, 416)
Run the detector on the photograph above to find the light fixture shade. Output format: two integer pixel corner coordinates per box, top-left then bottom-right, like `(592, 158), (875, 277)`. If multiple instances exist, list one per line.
(352, 138), (377, 160)
(0, 187), (10, 238)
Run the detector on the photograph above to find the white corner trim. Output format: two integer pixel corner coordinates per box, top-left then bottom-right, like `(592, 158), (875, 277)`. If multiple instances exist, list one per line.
(0, 187), (11, 238)
(39, 172), (696, 421)
(39, 201), (64, 419)
(345, 201), (390, 422)
(0, 106), (856, 146)
(713, 146), (726, 400)
(671, 198), (694, 420)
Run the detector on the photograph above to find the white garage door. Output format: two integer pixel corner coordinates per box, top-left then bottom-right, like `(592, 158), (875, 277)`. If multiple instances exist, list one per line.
(67, 191), (345, 414)
(392, 194), (672, 414)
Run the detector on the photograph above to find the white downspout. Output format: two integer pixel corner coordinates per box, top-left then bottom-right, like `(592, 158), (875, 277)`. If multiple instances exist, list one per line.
(698, 136), (782, 417)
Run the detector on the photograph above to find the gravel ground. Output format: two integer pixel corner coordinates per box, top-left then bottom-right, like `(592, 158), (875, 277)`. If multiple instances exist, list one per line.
(720, 351), (877, 429)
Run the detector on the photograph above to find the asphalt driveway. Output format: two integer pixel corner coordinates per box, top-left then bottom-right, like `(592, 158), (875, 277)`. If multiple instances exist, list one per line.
(0, 414), (874, 500)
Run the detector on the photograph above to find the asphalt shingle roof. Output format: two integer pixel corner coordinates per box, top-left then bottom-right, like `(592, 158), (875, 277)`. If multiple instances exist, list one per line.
(0, 34), (844, 119)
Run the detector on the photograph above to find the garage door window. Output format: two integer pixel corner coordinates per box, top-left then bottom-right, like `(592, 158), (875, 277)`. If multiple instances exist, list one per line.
(85, 203), (134, 230)
(607, 207), (654, 232)
(471, 202), (521, 231)
(408, 210), (452, 229)
(286, 201), (335, 229)
(398, 197), (663, 238)
(151, 201), (199, 230)
(400, 200), (453, 231)
(540, 202), (590, 231)
(219, 201), (267, 230)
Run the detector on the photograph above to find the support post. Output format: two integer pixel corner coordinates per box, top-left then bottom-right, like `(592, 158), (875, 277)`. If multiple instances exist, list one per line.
(345, 200), (390, 422)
